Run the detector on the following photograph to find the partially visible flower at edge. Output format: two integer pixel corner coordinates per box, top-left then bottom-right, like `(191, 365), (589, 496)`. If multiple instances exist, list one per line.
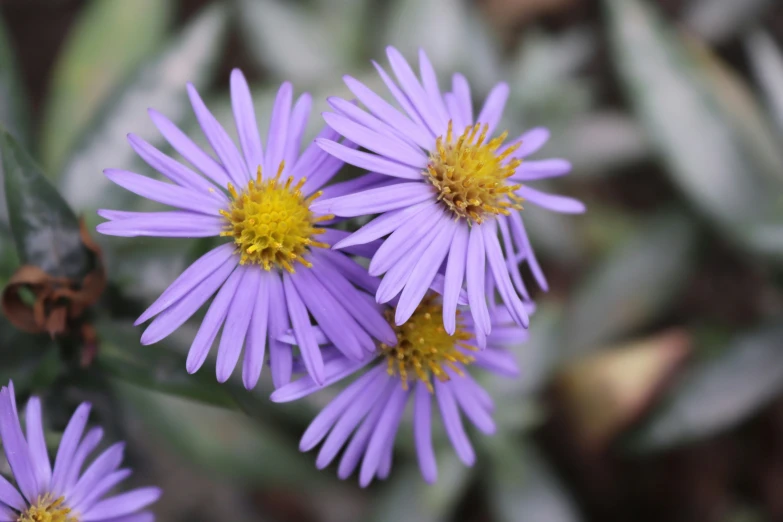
(0, 381), (160, 522)
(97, 70), (399, 389)
(271, 295), (529, 486)
(312, 46), (585, 346)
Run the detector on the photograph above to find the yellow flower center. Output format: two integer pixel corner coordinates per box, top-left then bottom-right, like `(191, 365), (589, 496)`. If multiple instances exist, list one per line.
(17, 495), (76, 522)
(426, 121), (523, 223)
(220, 163), (333, 272)
(380, 298), (476, 392)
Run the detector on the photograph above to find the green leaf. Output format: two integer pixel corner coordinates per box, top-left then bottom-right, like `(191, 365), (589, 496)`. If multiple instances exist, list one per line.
(41, 0), (173, 175)
(235, 0), (352, 87)
(484, 438), (582, 522)
(0, 13), (30, 149)
(57, 4), (229, 212)
(627, 324), (783, 452)
(117, 380), (322, 487)
(563, 211), (696, 356)
(745, 31), (783, 138)
(1, 129), (92, 278)
(604, 0), (783, 254)
(0, 314), (58, 393)
(684, 0), (774, 43)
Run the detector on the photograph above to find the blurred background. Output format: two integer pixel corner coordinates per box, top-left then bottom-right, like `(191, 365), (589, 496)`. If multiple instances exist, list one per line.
(1, 0), (783, 520)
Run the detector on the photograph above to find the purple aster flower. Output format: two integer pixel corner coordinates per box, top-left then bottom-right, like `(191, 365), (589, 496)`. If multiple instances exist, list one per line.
(311, 46), (585, 345)
(271, 295), (529, 486)
(98, 70), (398, 389)
(0, 381), (160, 522)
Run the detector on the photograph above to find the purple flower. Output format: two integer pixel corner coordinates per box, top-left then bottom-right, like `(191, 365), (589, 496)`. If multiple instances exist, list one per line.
(0, 381), (160, 522)
(271, 296), (529, 486)
(98, 70), (397, 389)
(311, 46), (585, 344)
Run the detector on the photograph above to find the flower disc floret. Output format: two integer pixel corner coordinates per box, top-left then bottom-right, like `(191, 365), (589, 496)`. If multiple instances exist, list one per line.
(17, 495), (75, 522)
(426, 121), (523, 223)
(220, 163), (332, 272)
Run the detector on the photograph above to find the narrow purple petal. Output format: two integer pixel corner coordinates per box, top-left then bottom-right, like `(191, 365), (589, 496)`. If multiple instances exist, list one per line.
(483, 223), (529, 327)
(517, 185), (586, 213)
(451, 73), (473, 129)
(230, 69), (264, 174)
(376, 437), (394, 480)
(511, 127), (550, 158)
(414, 382), (437, 483)
(472, 347), (520, 377)
(466, 226), (491, 343)
(271, 356), (374, 403)
(65, 442), (125, 507)
(315, 249), (379, 294)
(319, 172), (398, 201)
(316, 139), (422, 180)
(368, 203), (444, 276)
(70, 469), (131, 513)
(443, 225), (468, 335)
(62, 427), (103, 495)
(323, 112), (427, 168)
(0, 387), (36, 501)
(451, 379), (495, 435)
(386, 47), (446, 136)
(136, 244), (235, 325)
(148, 109), (231, 187)
(285, 93), (312, 168)
(185, 265), (244, 374)
(508, 212), (547, 291)
(216, 267), (257, 382)
(372, 60), (428, 131)
(268, 271), (293, 388)
(283, 272), (325, 385)
(312, 181), (433, 217)
(103, 169), (222, 215)
(434, 380), (475, 466)
(97, 212), (224, 238)
(291, 125), (341, 183)
(265, 82), (293, 176)
(444, 93), (467, 131)
(417, 49), (451, 126)
(511, 159), (572, 181)
(50, 403), (92, 496)
(0, 474), (24, 511)
(187, 83), (249, 185)
(334, 201), (434, 250)
(242, 269), (269, 390)
(81, 487), (161, 521)
(395, 219), (457, 325)
(341, 77), (433, 149)
(300, 142), (353, 196)
(337, 377), (391, 479)
(497, 216), (530, 300)
(359, 384), (409, 487)
(24, 398), (51, 494)
(476, 83), (509, 138)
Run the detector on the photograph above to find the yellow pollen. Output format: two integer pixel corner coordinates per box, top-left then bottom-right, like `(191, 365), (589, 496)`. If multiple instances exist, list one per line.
(17, 495), (76, 522)
(219, 163), (332, 272)
(425, 120), (524, 223)
(380, 297), (476, 393)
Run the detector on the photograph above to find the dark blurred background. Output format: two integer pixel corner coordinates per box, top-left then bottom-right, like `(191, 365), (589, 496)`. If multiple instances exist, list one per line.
(2, 0), (783, 521)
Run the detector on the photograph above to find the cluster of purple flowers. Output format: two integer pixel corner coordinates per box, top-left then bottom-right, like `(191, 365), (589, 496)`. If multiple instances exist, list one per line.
(0, 47), (582, 519)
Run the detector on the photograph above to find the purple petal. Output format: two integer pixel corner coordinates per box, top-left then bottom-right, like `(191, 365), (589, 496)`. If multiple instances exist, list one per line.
(417, 49), (451, 127)
(483, 223), (529, 327)
(451, 74), (473, 129)
(187, 83), (249, 185)
(443, 225), (468, 335)
(216, 267), (258, 382)
(97, 211), (224, 238)
(342, 76), (433, 149)
(472, 347), (520, 377)
(0, 474), (24, 511)
(434, 380), (475, 466)
(312, 181), (433, 217)
(71, 469), (131, 513)
(61, 427), (103, 495)
(315, 249), (379, 294)
(511, 127), (550, 158)
(81, 487), (161, 521)
(242, 269), (269, 390)
(450, 378), (495, 435)
(267, 271), (293, 388)
(291, 125), (341, 184)
(298, 365), (386, 451)
(334, 201), (434, 250)
(395, 219), (457, 325)
(316, 139), (422, 180)
(185, 265), (244, 374)
(65, 442), (125, 507)
(466, 226), (491, 342)
(0, 386), (36, 501)
(49, 402), (91, 498)
(136, 244), (236, 325)
(359, 384), (409, 487)
(517, 185), (586, 214)
(337, 378), (391, 480)
(444, 93), (467, 132)
(476, 83), (509, 138)
(372, 60), (428, 131)
(128, 134), (226, 202)
(103, 169), (222, 215)
(508, 212), (547, 291)
(265, 82), (293, 176)
(497, 216), (530, 300)
(271, 356), (373, 403)
(368, 203), (444, 276)
(148, 109), (231, 187)
(386, 47), (446, 136)
(323, 112), (427, 168)
(511, 159), (572, 181)
(230, 69), (264, 174)
(319, 172), (398, 201)
(24, 398), (51, 494)
(414, 382), (437, 483)
(285, 93), (312, 168)
(300, 142), (352, 197)
(283, 272), (325, 385)
(376, 437), (394, 480)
